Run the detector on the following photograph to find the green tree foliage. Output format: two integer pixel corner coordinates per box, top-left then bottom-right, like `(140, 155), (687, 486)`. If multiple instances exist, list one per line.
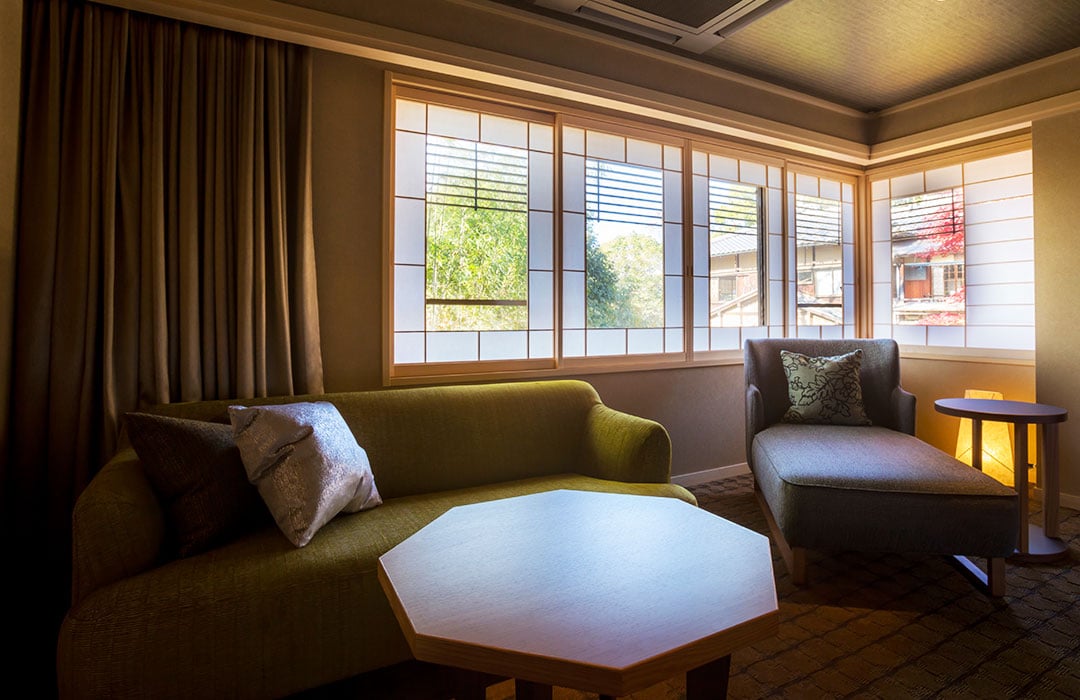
(425, 204), (528, 331)
(586, 225), (663, 329)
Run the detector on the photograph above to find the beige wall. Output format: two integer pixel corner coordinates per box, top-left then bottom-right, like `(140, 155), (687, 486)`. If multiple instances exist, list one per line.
(0, 0), (23, 465)
(1033, 110), (1080, 502)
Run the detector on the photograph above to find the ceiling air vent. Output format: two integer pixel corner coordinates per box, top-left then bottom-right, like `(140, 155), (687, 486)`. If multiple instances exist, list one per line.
(535, 0), (792, 53)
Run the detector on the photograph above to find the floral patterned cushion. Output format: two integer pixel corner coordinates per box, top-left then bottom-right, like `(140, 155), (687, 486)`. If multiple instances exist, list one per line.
(780, 349), (872, 426)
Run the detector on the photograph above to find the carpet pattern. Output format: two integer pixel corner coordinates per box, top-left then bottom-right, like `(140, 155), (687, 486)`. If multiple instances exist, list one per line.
(314, 474), (1080, 699)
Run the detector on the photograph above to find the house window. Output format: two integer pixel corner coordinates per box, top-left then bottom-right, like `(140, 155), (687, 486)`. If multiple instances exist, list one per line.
(691, 150), (781, 352)
(890, 187), (965, 326)
(871, 149), (1033, 351)
(392, 94), (555, 366)
(788, 172), (855, 338)
(561, 126), (683, 357)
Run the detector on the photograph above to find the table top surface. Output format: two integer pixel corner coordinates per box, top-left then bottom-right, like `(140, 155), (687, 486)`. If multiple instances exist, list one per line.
(934, 398), (1068, 423)
(377, 489), (778, 696)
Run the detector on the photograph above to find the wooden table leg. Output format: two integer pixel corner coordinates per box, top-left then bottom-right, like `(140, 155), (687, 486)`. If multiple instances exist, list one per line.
(451, 668), (489, 700)
(1014, 421), (1029, 554)
(1044, 423), (1061, 538)
(515, 679), (553, 700)
(687, 655), (731, 699)
(972, 418), (983, 471)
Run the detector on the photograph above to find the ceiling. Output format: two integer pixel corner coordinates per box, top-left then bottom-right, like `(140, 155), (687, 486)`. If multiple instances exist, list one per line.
(492, 0), (1080, 112)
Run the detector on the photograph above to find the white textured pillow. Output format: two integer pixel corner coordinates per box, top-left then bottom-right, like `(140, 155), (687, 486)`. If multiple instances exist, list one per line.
(228, 401), (382, 547)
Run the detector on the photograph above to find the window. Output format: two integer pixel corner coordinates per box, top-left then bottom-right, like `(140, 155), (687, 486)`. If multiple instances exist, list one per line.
(788, 172), (856, 339)
(691, 150), (782, 352)
(561, 126), (683, 357)
(871, 149), (1034, 351)
(392, 94), (555, 367)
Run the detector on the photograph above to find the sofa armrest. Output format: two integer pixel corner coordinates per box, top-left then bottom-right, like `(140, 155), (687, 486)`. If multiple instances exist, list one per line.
(746, 383), (766, 468)
(581, 404), (671, 484)
(892, 386), (917, 436)
(70, 448), (165, 607)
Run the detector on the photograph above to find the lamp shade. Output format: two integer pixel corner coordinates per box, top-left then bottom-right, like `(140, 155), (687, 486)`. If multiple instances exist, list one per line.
(954, 389), (1014, 486)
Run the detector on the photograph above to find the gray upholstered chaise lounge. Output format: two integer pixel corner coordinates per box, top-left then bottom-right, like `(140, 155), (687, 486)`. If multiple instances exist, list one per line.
(744, 338), (1019, 596)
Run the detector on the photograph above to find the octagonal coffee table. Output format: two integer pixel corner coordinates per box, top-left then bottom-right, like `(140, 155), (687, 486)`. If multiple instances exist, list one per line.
(377, 489), (778, 699)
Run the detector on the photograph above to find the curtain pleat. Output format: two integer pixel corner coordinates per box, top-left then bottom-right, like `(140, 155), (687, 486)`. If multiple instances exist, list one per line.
(3, 1), (324, 687)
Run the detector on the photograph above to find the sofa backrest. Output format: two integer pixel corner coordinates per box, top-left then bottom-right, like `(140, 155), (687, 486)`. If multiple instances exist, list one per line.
(147, 379), (601, 500)
(744, 338), (904, 431)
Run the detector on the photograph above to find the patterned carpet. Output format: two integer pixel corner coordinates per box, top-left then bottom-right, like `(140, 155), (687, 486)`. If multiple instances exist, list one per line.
(318, 474), (1080, 699)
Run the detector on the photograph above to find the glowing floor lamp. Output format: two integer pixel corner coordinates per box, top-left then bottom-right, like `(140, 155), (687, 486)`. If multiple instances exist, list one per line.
(954, 389), (1015, 487)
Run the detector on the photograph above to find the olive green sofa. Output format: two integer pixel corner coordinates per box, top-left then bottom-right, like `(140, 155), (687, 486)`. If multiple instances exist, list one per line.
(57, 379), (695, 699)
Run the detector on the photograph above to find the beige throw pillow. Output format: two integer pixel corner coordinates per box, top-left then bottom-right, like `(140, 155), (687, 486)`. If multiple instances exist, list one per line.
(229, 401), (382, 547)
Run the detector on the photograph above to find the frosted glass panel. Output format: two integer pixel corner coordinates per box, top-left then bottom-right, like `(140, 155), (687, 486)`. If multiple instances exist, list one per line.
(529, 212), (553, 270)
(709, 154), (737, 181)
(481, 114), (527, 149)
(587, 329), (626, 356)
(529, 152), (554, 211)
(968, 305), (1034, 326)
(741, 161), (767, 187)
(966, 239), (1032, 266)
(873, 283), (891, 323)
(530, 123), (554, 152)
(967, 326), (1034, 350)
(627, 139), (663, 168)
(563, 270), (585, 328)
(966, 174), (1032, 203)
(842, 203), (854, 243)
(711, 327), (740, 350)
(926, 164), (962, 191)
(966, 195), (1033, 224)
(394, 197), (425, 265)
(967, 219), (1033, 245)
(967, 282), (1034, 306)
(768, 233), (782, 278)
(665, 275), (683, 328)
(694, 225), (709, 276)
(964, 151), (1031, 183)
(692, 150), (708, 176)
(563, 126), (585, 155)
(871, 178), (889, 200)
(394, 131), (426, 198)
(427, 332), (478, 362)
(768, 190), (782, 235)
(394, 264), (425, 332)
(821, 324), (843, 340)
(394, 332), (424, 364)
(893, 324), (927, 346)
(664, 223), (682, 276)
(666, 328), (683, 353)
(563, 213), (585, 271)
(563, 329), (585, 357)
(395, 100), (426, 132)
(820, 179), (841, 200)
(890, 172), (924, 198)
(586, 131), (625, 161)
(428, 105), (478, 141)
(563, 155), (585, 213)
(694, 327), (709, 351)
(664, 171), (682, 222)
(628, 329), (664, 354)
(796, 173), (818, 196)
(529, 271), (554, 329)
(694, 278), (708, 327)
(928, 326), (964, 347)
(797, 325), (820, 339)
(664, 145), (682, 171)
(529, 330), (554, 358)
(967, 261), (1033, 285)
(693, 175), (709, 226)
(872, 200), (891, 242)
(479, 331), (528, 360)
(742, 326), (767, 340)
(768, 166), (782, 189)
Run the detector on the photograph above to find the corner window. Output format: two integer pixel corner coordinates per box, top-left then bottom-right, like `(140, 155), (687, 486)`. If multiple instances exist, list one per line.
(870, 149), (1033, 351)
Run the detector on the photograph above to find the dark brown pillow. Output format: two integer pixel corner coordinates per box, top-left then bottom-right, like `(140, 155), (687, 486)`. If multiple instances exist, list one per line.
(125, 412), (268, 557)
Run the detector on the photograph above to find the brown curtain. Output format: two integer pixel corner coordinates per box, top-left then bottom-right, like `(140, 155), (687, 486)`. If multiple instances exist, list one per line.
(3, 0), (324, 688)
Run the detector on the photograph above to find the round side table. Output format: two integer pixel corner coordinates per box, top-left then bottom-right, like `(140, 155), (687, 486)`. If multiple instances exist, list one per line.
(934, 398), (1069, 563)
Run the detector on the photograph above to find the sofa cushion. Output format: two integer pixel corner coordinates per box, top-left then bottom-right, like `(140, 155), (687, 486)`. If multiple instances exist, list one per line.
(751, 424), (1019, 556)
(229, 401), (382, 547)
(780, 349), (871, 426)
(124, 413), (267, 557)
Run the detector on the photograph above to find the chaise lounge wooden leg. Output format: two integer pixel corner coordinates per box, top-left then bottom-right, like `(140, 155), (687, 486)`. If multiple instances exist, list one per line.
(987, 557), (1006, 597)
(754, 488), (807, 585)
